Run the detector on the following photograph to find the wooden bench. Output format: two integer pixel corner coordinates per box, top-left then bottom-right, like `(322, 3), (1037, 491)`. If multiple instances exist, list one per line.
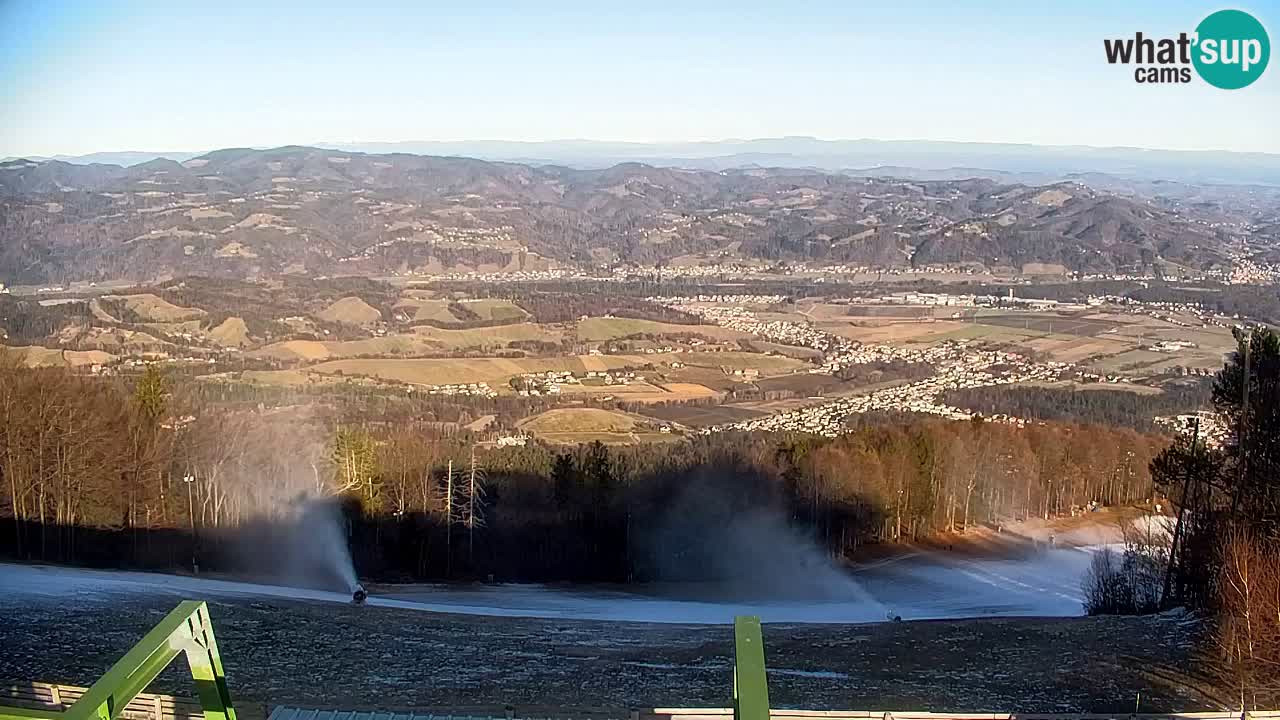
(2, 682), (265, 720)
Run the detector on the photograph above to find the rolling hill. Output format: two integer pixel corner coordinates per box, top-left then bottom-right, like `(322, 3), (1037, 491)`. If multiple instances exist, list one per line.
(0, 145), (1256, 284)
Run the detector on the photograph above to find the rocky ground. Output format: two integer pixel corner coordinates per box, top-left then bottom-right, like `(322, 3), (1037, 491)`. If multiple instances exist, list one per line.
(0, 592), (1219, 714)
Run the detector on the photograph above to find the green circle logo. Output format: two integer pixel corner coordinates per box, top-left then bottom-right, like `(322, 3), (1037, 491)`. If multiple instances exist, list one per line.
(1193, 9), (1270, 89)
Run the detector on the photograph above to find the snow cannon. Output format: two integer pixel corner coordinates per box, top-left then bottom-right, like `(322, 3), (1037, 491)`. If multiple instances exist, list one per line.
(352, 585), (368, 605)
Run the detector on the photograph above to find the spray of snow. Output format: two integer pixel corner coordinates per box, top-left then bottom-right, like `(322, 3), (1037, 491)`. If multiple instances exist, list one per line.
(197, 420), (359, 593)
(293, 498), (359, 593)
(636, 467), (883, 611)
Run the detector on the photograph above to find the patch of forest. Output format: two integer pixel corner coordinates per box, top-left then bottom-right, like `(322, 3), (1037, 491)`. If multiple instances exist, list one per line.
(943, 380), (1213, 431)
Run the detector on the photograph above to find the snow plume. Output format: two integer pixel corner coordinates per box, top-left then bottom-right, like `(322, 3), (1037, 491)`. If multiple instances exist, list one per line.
(217, 496), (360, 593)
(202, 410), (360, 593)
(637, 466), (883, 606)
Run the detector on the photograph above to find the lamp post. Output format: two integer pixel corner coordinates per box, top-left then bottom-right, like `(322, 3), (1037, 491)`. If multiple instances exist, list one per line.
(183, 473), (197, 573)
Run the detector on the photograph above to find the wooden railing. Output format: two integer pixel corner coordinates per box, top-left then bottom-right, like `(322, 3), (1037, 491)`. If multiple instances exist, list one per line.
(1, 683), (265, 720)
(11, 688), (1279, 720)
(266, 707), (1280, 720)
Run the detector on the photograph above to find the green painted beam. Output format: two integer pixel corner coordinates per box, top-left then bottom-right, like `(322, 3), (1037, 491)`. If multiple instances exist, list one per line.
(181, 603), (238, 720)
(733, 616), (770, 720)
(64, 601), (201, 720)
(0, 707), (64, 720)
(0, 601), (236, 720)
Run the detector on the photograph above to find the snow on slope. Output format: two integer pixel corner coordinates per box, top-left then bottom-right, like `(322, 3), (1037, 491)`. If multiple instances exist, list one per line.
(0, 544), (1101, 625)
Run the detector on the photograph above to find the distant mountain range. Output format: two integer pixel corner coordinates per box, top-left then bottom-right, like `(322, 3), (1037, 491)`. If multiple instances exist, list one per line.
(8, 137), (1280, 186)
(0, 145), (1274, 285)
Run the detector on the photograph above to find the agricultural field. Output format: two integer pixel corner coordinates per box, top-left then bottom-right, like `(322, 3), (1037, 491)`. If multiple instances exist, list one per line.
(754, 372), (844, 396)
(251, 336), (436, 362)
(2, 276), (1246, 447)
(520, 407), (645, 433)
(455, 298), (529, 323)
(524, 430), (681, 445)
(2, 345), (115, 368)
(251, 324), (566, 360)
(233, 369), (393, 390)
(636, 402), (770, 428)
(576, 317), (748, 342)
(411, 323), (566, 350)
(659, 364), (754, 392)
(1020, 336), (1132, 363)
(1087, 348), (1214, 375)
(104, 293), (207, 322)
(306, 354), (660, 388)
(821, 319), (972, 344)
(142, 317), (252, 348)
(393, 298), (462, 323)
(59, 326), (172, 352)
(518, 407), (683, 444)
(556, 381), (723, 403)
(843, 304), (937, 319)
(315, 296), (383, 326)
(743, 340), (825, 361)
(974, 313), (1124, 337)
(674, 351), (809, 375)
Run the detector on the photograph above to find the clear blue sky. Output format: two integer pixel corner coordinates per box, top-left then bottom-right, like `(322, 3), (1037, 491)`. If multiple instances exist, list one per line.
(1, 0), (1277, 156)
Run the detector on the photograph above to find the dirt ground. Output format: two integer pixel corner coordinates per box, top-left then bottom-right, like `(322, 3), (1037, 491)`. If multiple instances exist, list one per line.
(0, 594), (1219, 713)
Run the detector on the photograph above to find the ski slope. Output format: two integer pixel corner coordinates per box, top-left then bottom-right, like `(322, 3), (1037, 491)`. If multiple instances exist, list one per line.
(0, 544), (1099, 625)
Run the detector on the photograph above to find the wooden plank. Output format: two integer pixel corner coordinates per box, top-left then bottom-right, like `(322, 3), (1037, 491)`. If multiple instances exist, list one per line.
(1, 685), (256, 720)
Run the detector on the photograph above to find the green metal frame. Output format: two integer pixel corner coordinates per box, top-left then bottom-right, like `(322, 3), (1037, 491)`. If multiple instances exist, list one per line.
(4, 600), (758, 720)
(733, 616), (770, 720)
(0, 601), (236, 720)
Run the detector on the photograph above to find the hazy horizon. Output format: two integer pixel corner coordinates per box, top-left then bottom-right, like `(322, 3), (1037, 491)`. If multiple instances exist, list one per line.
(9, 135), (1280, 162)
(2, 1), (1276, 159)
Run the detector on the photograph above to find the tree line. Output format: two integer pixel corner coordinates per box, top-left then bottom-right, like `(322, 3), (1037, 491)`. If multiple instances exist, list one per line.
(1143, 327), (1280, 707)
(1, 349), (1169, 583)
(944, 380), (1213, 432)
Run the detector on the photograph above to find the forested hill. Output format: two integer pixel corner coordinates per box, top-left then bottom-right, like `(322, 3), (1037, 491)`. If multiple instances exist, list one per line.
(0, 145), (1249, 284)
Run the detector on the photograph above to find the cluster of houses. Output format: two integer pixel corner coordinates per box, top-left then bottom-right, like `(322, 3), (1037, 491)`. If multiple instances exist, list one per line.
(511, 369), (639, 396)
(512, 370), (579, 396)
(1077, 272), (1160, 282)
(708, 352), (1065, 437)
(1087, 294), (1234, 329)
(648, 299), (826, 348)
(651, 294), (1075, 436)
(652, 294), (786, 306)
(418, 268), (599, 283)
(1076, 370), (1133, 384)
(584, 370), (637, 385)
(864, 291), (993, 307)
(416, 382), (497, 398)
(1149, 340), (1198, 352)
(1155, 411), (1230, 448)
(655, 295), (1070, 382)
(1224, 258), (1280, 285)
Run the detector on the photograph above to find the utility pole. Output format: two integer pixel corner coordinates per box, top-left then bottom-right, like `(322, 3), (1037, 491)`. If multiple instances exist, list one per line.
(1161, 418), (1199, 609)
(183, 473), (197, 573)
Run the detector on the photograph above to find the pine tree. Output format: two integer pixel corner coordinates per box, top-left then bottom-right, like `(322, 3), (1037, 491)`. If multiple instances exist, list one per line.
(330, 427), (379, 511)
(133, 366), (168, 423)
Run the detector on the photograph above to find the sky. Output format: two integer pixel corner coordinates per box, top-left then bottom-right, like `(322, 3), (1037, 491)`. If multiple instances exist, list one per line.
(1, 0), (1277, 157)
